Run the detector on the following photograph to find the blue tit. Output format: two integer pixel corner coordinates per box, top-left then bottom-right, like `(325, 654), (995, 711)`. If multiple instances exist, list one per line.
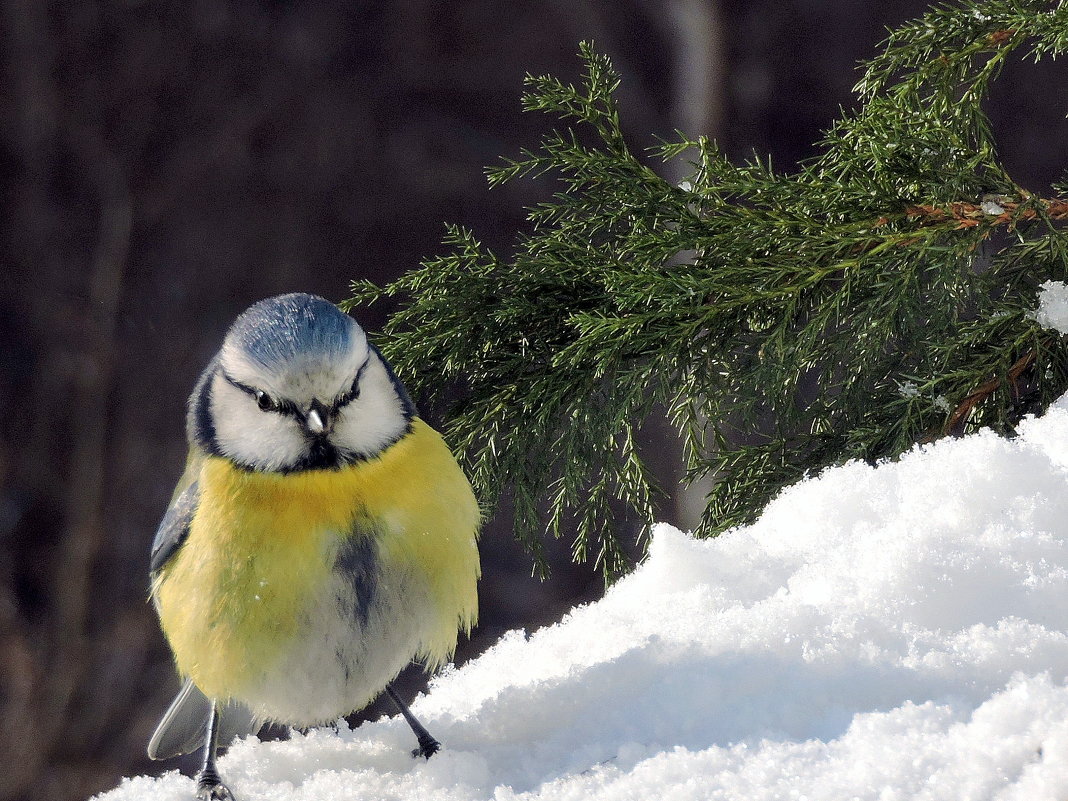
(146, 293), (480, 801)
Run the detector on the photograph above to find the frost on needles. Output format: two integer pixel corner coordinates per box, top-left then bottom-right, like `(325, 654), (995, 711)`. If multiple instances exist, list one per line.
(346, 1), (1068, 580)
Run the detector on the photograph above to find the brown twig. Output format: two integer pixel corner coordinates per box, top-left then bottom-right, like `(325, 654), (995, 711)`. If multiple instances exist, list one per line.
(940, 347), (1039, 437)
(904, 196), (1068, 231)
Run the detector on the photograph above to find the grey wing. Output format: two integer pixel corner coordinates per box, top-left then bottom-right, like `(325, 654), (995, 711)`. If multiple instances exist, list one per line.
(147, 679), (261, 760)
(150, 481), (199, 574)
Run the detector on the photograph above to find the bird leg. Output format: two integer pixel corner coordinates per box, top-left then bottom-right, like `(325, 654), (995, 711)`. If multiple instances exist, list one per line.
(195, 702), (236, 801)
(384, 684), (440, 759)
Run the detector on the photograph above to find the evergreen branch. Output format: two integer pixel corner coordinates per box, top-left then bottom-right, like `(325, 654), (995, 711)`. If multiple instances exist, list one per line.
(351, 4), (1068, 580)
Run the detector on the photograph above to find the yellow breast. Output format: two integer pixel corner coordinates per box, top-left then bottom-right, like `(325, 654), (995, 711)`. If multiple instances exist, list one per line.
(153, 419), (480, 702)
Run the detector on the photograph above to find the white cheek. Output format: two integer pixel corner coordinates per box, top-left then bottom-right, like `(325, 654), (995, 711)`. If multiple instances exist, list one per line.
(331, 360), (408, 457)
(210, 376), (307, 471)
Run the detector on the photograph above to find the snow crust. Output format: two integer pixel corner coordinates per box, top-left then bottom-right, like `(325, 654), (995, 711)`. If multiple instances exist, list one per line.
(1031, 280), (1068, 335)
(97, 398), (1068, 801)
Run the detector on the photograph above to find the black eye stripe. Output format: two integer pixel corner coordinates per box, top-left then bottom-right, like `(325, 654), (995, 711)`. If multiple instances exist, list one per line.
(335, 379), (360, 407)
(334, 357), (370, 410)
(222, 372), (257, 397)
(221, 372), (297, 416)
(221, 358), (368, 419)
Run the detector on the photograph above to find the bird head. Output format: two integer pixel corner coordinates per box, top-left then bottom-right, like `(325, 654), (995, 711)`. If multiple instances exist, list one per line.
(189, 293), (414, 472)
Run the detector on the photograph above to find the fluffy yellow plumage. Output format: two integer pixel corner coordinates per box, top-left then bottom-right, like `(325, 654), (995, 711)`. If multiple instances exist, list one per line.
(153, 418), (480, 708)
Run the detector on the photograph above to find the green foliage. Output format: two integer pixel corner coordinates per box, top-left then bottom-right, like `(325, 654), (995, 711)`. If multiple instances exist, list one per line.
(347, 6), (1068, 580)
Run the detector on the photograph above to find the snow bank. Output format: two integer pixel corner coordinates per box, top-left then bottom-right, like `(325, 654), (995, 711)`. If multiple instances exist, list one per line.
(97, 399), (1068, 801)
(1032, 280), (1068, 335)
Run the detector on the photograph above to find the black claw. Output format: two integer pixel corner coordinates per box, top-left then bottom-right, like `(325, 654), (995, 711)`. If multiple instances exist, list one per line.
(412, 735), (441, 760)
(195, 787), (236, 801)
(195, 772), (236, 801)
(385, 684), (442, 761)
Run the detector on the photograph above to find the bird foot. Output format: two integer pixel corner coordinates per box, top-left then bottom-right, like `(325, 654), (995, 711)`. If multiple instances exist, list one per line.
(196, 770), (236, 801)
(412, 735), (441, 760)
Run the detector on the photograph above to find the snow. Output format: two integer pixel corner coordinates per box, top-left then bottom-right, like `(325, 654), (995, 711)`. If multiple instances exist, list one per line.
(96, 397), (1068, 801)
(1031, 280), (1068, 335)
(895, 379), (921, 398)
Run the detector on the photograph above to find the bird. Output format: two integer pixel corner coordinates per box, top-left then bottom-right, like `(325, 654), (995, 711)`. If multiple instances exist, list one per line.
(146, 293), (480, 800)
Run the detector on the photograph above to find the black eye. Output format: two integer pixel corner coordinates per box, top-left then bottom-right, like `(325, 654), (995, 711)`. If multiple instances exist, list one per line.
(335, 381), (361, 409)
(255, 390), (278, 412)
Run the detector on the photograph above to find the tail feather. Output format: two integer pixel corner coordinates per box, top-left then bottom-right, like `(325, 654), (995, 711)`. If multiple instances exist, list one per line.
(148, 679), (260, 760)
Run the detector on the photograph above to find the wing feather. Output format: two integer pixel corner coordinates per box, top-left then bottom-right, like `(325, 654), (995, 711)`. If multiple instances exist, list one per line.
(149, 481), (198, 574)
(147, 679), (260, 760)
(149, 447), (206, 574)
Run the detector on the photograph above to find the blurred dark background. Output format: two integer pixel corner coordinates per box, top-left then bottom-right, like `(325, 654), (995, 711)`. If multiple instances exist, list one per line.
(2, 2), (1067, 800)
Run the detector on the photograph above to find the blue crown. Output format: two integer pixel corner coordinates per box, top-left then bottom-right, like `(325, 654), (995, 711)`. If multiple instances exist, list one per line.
(228, 293), (359, 369)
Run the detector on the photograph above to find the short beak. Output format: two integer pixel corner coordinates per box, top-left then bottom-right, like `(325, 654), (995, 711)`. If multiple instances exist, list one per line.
(306, 407), (327, 435)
